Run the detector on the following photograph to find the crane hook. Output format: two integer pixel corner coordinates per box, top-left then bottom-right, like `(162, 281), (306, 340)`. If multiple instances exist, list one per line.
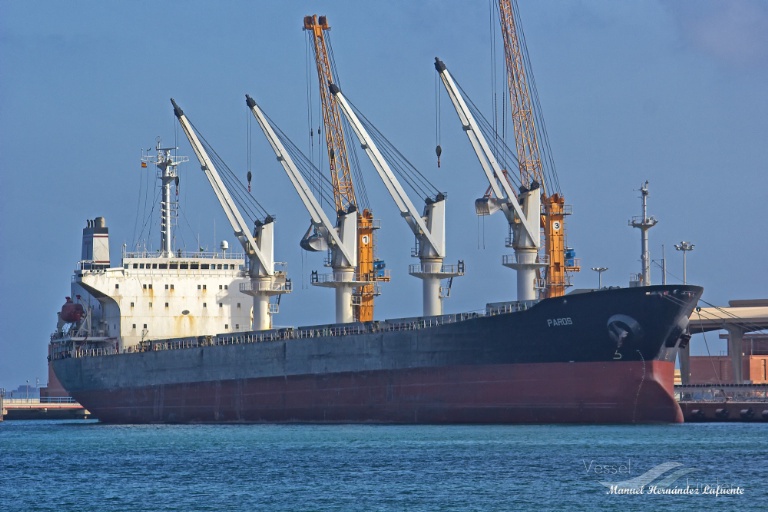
(435, 145), (442, 168)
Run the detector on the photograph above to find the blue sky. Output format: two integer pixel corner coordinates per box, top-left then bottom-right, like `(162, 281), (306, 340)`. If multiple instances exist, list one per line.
(1, 1), (766, 390)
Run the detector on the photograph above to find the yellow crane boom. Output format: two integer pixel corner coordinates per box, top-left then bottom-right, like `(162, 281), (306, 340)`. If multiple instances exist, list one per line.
(304, 15), (356, 213)
(498, 0), (580, 298)
(304, 14), (386, 321)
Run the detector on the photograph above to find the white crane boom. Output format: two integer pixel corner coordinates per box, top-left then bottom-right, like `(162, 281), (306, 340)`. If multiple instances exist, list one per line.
(433, 59), (541, 302)
(329, 84), (444, 257)
(172, 99), (274, 275)
(172, 98), (289, 330)
(246, 95), (356, 266)
(434, 58), (538, 246)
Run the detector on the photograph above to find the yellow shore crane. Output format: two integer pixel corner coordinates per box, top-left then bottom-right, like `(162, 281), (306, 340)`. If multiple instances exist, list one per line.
(303, 14), (387, 322)
(498, 0), (580, 298)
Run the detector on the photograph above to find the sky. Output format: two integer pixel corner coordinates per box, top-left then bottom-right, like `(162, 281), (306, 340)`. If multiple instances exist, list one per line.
(0, 0), (766, 391)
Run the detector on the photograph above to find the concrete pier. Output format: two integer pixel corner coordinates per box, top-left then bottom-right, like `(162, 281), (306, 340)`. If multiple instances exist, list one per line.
(1, 398), (90, 420)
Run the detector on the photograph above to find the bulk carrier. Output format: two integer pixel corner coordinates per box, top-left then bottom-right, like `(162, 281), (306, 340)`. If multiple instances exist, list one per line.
(49, 5), (703, 424)
(48, 134), (701, 424)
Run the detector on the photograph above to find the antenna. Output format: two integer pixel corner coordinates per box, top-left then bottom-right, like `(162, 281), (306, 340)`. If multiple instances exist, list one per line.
(141, 139), (189, 256)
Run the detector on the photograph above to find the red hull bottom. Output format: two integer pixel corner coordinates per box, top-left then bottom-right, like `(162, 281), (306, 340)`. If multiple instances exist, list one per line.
(76, 360), (682, 424)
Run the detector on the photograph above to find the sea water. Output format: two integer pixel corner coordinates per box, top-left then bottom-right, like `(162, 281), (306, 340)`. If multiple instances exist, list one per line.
(1, 420), (765, 511)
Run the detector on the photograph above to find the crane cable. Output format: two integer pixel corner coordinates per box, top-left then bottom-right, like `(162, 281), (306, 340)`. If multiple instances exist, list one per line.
(510, 0), (561, 195)
(189, 118), (271, 223)
(344, 95), (441, 201)
(434, 72), (442, 168)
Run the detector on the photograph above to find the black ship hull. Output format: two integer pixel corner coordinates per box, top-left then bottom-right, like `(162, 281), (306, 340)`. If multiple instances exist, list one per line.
(52, 285), (702, 424)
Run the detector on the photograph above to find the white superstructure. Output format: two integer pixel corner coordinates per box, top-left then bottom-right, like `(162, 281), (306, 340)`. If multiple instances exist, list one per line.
(52, 142), (255, 352)
(72, 243), (252, 350)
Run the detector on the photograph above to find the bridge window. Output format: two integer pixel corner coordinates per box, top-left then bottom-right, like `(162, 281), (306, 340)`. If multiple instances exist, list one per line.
(130, 302), (134, 308)
(132, 324), (136, 329)
(115, 284), (119, 290)
(203, 303), (207, 308)
(237, 303), (241, 309)
(165, 302), (169, 308)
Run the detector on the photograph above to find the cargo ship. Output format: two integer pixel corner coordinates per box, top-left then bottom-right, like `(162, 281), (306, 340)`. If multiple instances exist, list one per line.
(51, 284), (700, 424)
(49, 139), (702, 423)
(50, 4), (703, 424)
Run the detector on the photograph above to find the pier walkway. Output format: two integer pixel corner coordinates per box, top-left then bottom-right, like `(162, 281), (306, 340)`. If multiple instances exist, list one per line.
(0, 397), (90, 421)
(682, 299), (768, 385)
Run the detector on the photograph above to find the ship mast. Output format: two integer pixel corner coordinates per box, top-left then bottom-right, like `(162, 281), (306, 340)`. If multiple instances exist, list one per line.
(141, 140), (188, 256)
(629, 181), (657, 286)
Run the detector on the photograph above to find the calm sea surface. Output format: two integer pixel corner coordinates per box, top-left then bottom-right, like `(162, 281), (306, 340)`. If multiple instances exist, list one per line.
(1, 420), (766, 511)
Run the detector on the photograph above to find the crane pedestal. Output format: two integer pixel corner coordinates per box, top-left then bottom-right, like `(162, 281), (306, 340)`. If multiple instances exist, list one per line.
(503, 249), (545, 302)
(409, 259), (465, 317)
(240, 275), (292, 331)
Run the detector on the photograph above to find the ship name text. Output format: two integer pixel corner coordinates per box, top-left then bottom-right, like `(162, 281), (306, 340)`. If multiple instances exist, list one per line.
(547, 317), (573, 327)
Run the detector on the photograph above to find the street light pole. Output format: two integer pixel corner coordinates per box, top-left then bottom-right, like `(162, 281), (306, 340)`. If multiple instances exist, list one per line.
(674, 241), (695, 284)
(591, 267), (608, 289)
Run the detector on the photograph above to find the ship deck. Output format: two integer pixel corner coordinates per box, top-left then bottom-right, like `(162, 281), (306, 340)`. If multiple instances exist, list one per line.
(50, 299), (539, 360)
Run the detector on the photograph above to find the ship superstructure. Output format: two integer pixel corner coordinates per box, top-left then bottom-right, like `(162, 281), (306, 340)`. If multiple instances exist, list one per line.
(51, 142), (256, 356)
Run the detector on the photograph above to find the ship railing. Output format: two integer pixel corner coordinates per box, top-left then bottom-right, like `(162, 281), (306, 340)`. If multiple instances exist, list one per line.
(311, 271), (390, 286)
(675, 384), (768, 402)
(54, 347), (121, 359)
(501, 254), (550, 266)
(407, 262), (465, 276)
(61, 303), (537, 359)
(239, 280), (292, 293)
(485, 300), (539, 315)
(122, 249), (246, 260)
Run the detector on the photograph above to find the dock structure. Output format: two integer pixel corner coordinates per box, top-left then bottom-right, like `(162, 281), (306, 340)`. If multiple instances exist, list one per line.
(1, 397), (89, 421)
(676, 384), (768, 422)
(683, 299), (768, 385)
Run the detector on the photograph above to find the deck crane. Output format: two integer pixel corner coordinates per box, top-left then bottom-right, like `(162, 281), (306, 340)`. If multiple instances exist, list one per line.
(246, 94), (362, 324)
(434, 58), (542, 301)
(497, 0), (580, 298)
(330, 84), (463, 317)
(304, 14), (386, 322)
(171, 99), (291, 331)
